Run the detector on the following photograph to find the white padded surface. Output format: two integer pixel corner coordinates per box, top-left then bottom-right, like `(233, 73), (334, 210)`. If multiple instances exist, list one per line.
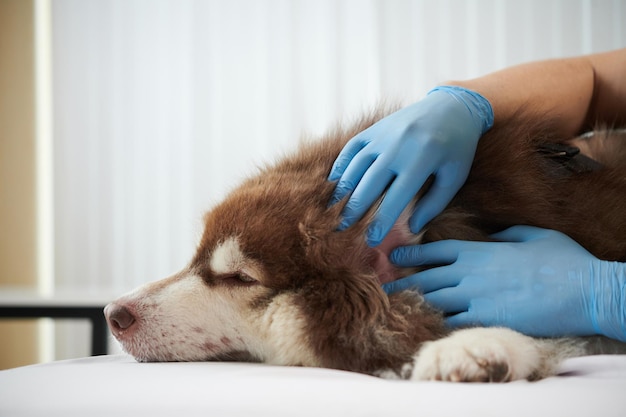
(1, 354), (625, 417)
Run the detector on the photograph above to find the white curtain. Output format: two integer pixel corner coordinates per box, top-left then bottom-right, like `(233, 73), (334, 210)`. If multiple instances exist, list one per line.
(50, 0), (626, 359)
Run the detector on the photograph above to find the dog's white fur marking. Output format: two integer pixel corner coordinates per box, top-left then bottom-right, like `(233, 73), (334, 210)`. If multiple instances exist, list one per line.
(411, 328), (543, 382)
(108, 269), (320, 366)
(113, 273), (253, 362)
(210, 237), (245, 275)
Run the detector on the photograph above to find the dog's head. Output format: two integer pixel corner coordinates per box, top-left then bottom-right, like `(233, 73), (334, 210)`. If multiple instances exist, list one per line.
(105, 116), (445, 374)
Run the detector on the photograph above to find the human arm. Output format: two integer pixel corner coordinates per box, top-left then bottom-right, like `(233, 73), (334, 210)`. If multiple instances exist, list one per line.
(383, 226), (626, 342)
(449, 48), (626, 136)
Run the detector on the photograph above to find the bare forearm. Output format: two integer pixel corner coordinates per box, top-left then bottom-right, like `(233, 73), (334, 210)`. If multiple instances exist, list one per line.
(447, 48), (626, 137)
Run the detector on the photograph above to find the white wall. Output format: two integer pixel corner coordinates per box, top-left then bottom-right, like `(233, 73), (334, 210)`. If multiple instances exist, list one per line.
(49, 0), (625, 359)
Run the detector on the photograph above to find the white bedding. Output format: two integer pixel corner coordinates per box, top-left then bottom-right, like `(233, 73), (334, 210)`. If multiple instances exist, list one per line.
(1, 354), (625, 417)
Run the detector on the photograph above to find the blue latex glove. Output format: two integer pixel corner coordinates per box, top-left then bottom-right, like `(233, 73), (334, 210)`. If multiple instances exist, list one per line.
(328, 86), (493, 247)
(383, 226), (626, 342)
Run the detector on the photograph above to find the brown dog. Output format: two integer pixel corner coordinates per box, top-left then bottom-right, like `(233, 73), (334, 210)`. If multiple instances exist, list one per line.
(105, 109), (626, 382)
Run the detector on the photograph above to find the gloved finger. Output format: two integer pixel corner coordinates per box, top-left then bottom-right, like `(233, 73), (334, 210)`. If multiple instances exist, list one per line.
(391, 266), (466, 294)
(408, 171), (463, 234)
(381, 276), (419, 295)
(366, 172), (431, 246)
(447, 297), (506, 329)
(390, 240), (466, 267)
(423, 287), (471, 314)
(490, 225), (548, 242)
(337, 160), (394, 230)
(328, 136), (368, 181)
(329, 147), (378, 207)
(444, 311), (481, 328)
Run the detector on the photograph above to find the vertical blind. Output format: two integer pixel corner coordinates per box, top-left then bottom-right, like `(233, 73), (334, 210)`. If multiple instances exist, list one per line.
(50, 0), (625, 359)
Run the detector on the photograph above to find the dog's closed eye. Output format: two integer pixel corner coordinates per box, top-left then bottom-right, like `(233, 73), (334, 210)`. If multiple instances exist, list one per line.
(219, 272), (258, 286)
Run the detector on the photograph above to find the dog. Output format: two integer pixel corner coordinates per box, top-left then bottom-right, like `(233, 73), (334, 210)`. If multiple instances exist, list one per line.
(105, 108), (626, 382)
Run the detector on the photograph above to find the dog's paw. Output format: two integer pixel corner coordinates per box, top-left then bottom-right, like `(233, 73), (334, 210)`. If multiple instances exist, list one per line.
(411, 327), (543, 382)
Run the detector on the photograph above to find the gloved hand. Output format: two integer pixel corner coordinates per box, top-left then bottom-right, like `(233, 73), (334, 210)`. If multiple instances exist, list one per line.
(383, 226), (626, 342)
(328, 86), (494, 247)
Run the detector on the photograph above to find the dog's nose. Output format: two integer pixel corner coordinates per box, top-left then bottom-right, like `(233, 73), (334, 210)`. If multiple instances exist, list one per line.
(105, 303), (136, 332)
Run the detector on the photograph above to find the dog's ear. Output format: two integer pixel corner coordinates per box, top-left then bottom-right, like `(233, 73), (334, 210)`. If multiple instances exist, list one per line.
(295, 195), (445, 374)
(298, 202), (390, 325)
(295, 249), (399, 373)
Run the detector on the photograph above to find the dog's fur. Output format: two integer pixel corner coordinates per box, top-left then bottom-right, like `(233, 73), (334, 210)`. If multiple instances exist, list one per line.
(105, 109), (626, 382)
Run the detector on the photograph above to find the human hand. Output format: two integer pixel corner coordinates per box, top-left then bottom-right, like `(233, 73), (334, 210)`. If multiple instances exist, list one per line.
(328, 86), (493, 247)
(383, 226), (626, 341)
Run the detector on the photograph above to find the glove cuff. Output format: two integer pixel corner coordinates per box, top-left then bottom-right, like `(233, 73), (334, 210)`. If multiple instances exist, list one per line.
(428, 86), (494, 135)
(589, 260), (626, 342)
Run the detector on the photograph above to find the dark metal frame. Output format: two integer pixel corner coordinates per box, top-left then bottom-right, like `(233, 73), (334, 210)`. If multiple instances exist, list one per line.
(0, 305), (109, 356)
